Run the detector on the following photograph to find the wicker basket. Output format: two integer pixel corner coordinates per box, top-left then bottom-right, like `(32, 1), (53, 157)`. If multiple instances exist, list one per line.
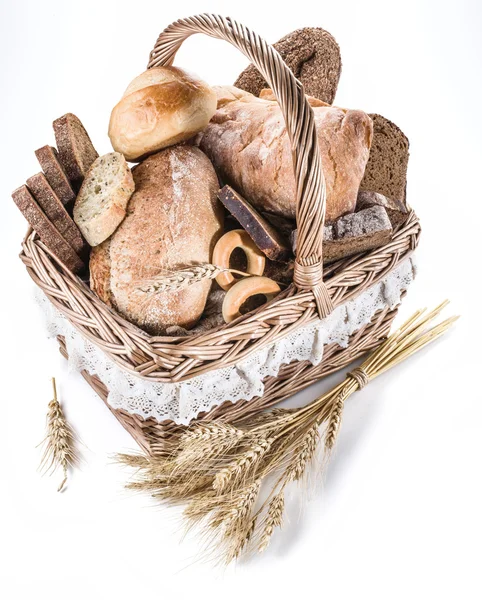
(19, 15), (421, 455)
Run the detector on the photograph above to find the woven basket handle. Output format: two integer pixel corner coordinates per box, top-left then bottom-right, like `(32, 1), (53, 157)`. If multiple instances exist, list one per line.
(148, 14), (334, 318)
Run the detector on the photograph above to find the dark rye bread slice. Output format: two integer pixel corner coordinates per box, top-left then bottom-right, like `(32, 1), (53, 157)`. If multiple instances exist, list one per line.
(360, 114), (409, 205)
(35, 145), (76, 206)
(234, 28), (342, 104)
(26, 173), (85, 255)
(53, 113), (98, 192)
(12, 186), (84, 273)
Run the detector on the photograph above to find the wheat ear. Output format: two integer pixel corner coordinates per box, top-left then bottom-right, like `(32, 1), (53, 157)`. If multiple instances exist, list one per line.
(39, 378), (79, 492)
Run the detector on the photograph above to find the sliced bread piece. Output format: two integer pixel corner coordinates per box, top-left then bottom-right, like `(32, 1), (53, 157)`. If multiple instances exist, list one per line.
(53, 113), (99, 191)
(73, 152), (135, 246)
(234, 28), (342, 104)
(12, 185), (84, 273)
(35, 145), (76, 206)
(360, 114), (409, 205)
(27, 172), (85, 255)
(356, 190), (408, 228)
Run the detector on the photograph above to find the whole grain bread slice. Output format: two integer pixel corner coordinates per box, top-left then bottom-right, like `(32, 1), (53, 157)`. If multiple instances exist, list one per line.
(26, 173), (85, 255)
(35, 145), (76, 206)
(12, 185), (84, 273)
(53, 113), (98, 191)
(234, 27), (342, 104)
(360, 114), (409, 206)
(73, 152), (135, 247)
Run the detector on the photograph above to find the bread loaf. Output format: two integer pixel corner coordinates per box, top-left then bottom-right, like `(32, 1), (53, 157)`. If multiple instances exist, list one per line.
(108, 67), (217, 162)
(199, 86), (373, 222)
(235, 28), (342, 105)
(74, 153), (135, 246)
(90, 146), (224, 334)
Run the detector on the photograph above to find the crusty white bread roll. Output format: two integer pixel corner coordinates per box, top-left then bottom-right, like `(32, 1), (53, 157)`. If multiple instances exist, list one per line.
(200, 86), (373, 223)
(90, 145), (224, 334)
(108, 67), (217, 162)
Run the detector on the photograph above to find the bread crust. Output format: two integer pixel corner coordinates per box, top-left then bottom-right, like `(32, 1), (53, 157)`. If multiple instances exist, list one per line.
(108, 67), (217, 162)
(200, 88), (373, 222)
(90, 146), (224, 334)
(89, 240), (113, 306)
(235, 27), (342, 104)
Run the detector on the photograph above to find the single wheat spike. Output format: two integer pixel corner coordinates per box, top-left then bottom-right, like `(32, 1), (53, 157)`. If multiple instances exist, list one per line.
(258, 492), (285, 553)
(286, 423), (320, 482)
(137, 264), (250, 294)
(324, 388), (350, 451)
(39, 378), (79, 492)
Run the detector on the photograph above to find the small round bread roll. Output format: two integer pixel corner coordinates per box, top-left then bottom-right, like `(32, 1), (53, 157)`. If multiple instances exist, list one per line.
(108, 66), (217, 162)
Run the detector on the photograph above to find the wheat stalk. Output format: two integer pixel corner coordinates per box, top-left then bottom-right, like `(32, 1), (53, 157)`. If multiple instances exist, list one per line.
(118, 302), (457, 563)
(39, 378), (79, 492)
(136, 264), (251, 294)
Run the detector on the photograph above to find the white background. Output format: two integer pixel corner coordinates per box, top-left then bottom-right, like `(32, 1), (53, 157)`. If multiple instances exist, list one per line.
(1, 0), (481, 598)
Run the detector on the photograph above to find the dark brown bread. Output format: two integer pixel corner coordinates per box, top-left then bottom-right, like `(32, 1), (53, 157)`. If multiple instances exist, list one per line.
(12, 186), (84, 273)
(360, 114), (409, 205)
(53, 113), (98, 191)
(35, 145), (76, 206)
(218, 185), (292, 262)
(26, 173), (85, 255)
(291, 206), (392, 264)
(356, 190), (408, 228)
(234, 28), (342, 104)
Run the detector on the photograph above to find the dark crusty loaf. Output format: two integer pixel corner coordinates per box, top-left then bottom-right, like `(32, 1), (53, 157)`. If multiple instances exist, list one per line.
(53, 113), (98, 191)
(234, 28), (342, 104)
(35, 145), (76, 206)
(356, 190), (408, 228)
(291, 206), (392, 264)
(360, 114), (409, 205)
(12, 186), (84, 273)
(26, 173), (85, 255)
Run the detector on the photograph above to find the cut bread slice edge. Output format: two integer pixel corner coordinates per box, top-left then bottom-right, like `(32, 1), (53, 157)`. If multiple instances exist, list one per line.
(74, 152), (135, 247)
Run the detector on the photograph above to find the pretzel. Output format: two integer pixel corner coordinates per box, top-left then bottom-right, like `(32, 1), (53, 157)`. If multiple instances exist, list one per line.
(222, 276), (281, 323)
(212, 229), (265, 290)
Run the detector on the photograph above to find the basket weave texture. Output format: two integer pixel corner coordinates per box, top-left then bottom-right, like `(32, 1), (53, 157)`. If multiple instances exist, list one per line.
(19, 14), (421, 452)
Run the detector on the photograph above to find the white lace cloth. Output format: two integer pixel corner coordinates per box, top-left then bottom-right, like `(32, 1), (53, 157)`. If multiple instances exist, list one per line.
(37, 257), (416, 425)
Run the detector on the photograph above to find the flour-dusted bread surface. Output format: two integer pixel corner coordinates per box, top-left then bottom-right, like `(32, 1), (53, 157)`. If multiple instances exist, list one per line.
(103, 146), (224, 334)
(360, 114), (409, 205)
(74, 153), (135, 247)
(235, 28), (342, 104)
(35, 146), (76, 206)
(53, 113), (99, 191)
(200, 87), (372, 222)
(89, 240), (113, 306)
(108, 67), (217, 162)
(26, 172), (85, 254)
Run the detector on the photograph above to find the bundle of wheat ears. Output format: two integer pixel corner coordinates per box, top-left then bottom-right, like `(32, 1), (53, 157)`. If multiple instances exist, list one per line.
(117, 302), (457, 563)
(39, 378), (79, 492)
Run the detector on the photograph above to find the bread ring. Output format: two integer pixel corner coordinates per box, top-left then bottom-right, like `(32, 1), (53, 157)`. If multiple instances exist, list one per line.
(222, 276), (281, 323)
(212, 229), (265, 290)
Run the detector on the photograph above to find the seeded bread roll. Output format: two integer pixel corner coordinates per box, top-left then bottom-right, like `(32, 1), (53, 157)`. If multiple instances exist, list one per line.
(108, 67), (217, 162)
(53, 113), (99, 192)
(360, 114), (409, 206)
(90, 146), (224, 334)
(74, 153), (135, 247)
(235, 28), (342, 104)
(200, 86), (373, 222)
